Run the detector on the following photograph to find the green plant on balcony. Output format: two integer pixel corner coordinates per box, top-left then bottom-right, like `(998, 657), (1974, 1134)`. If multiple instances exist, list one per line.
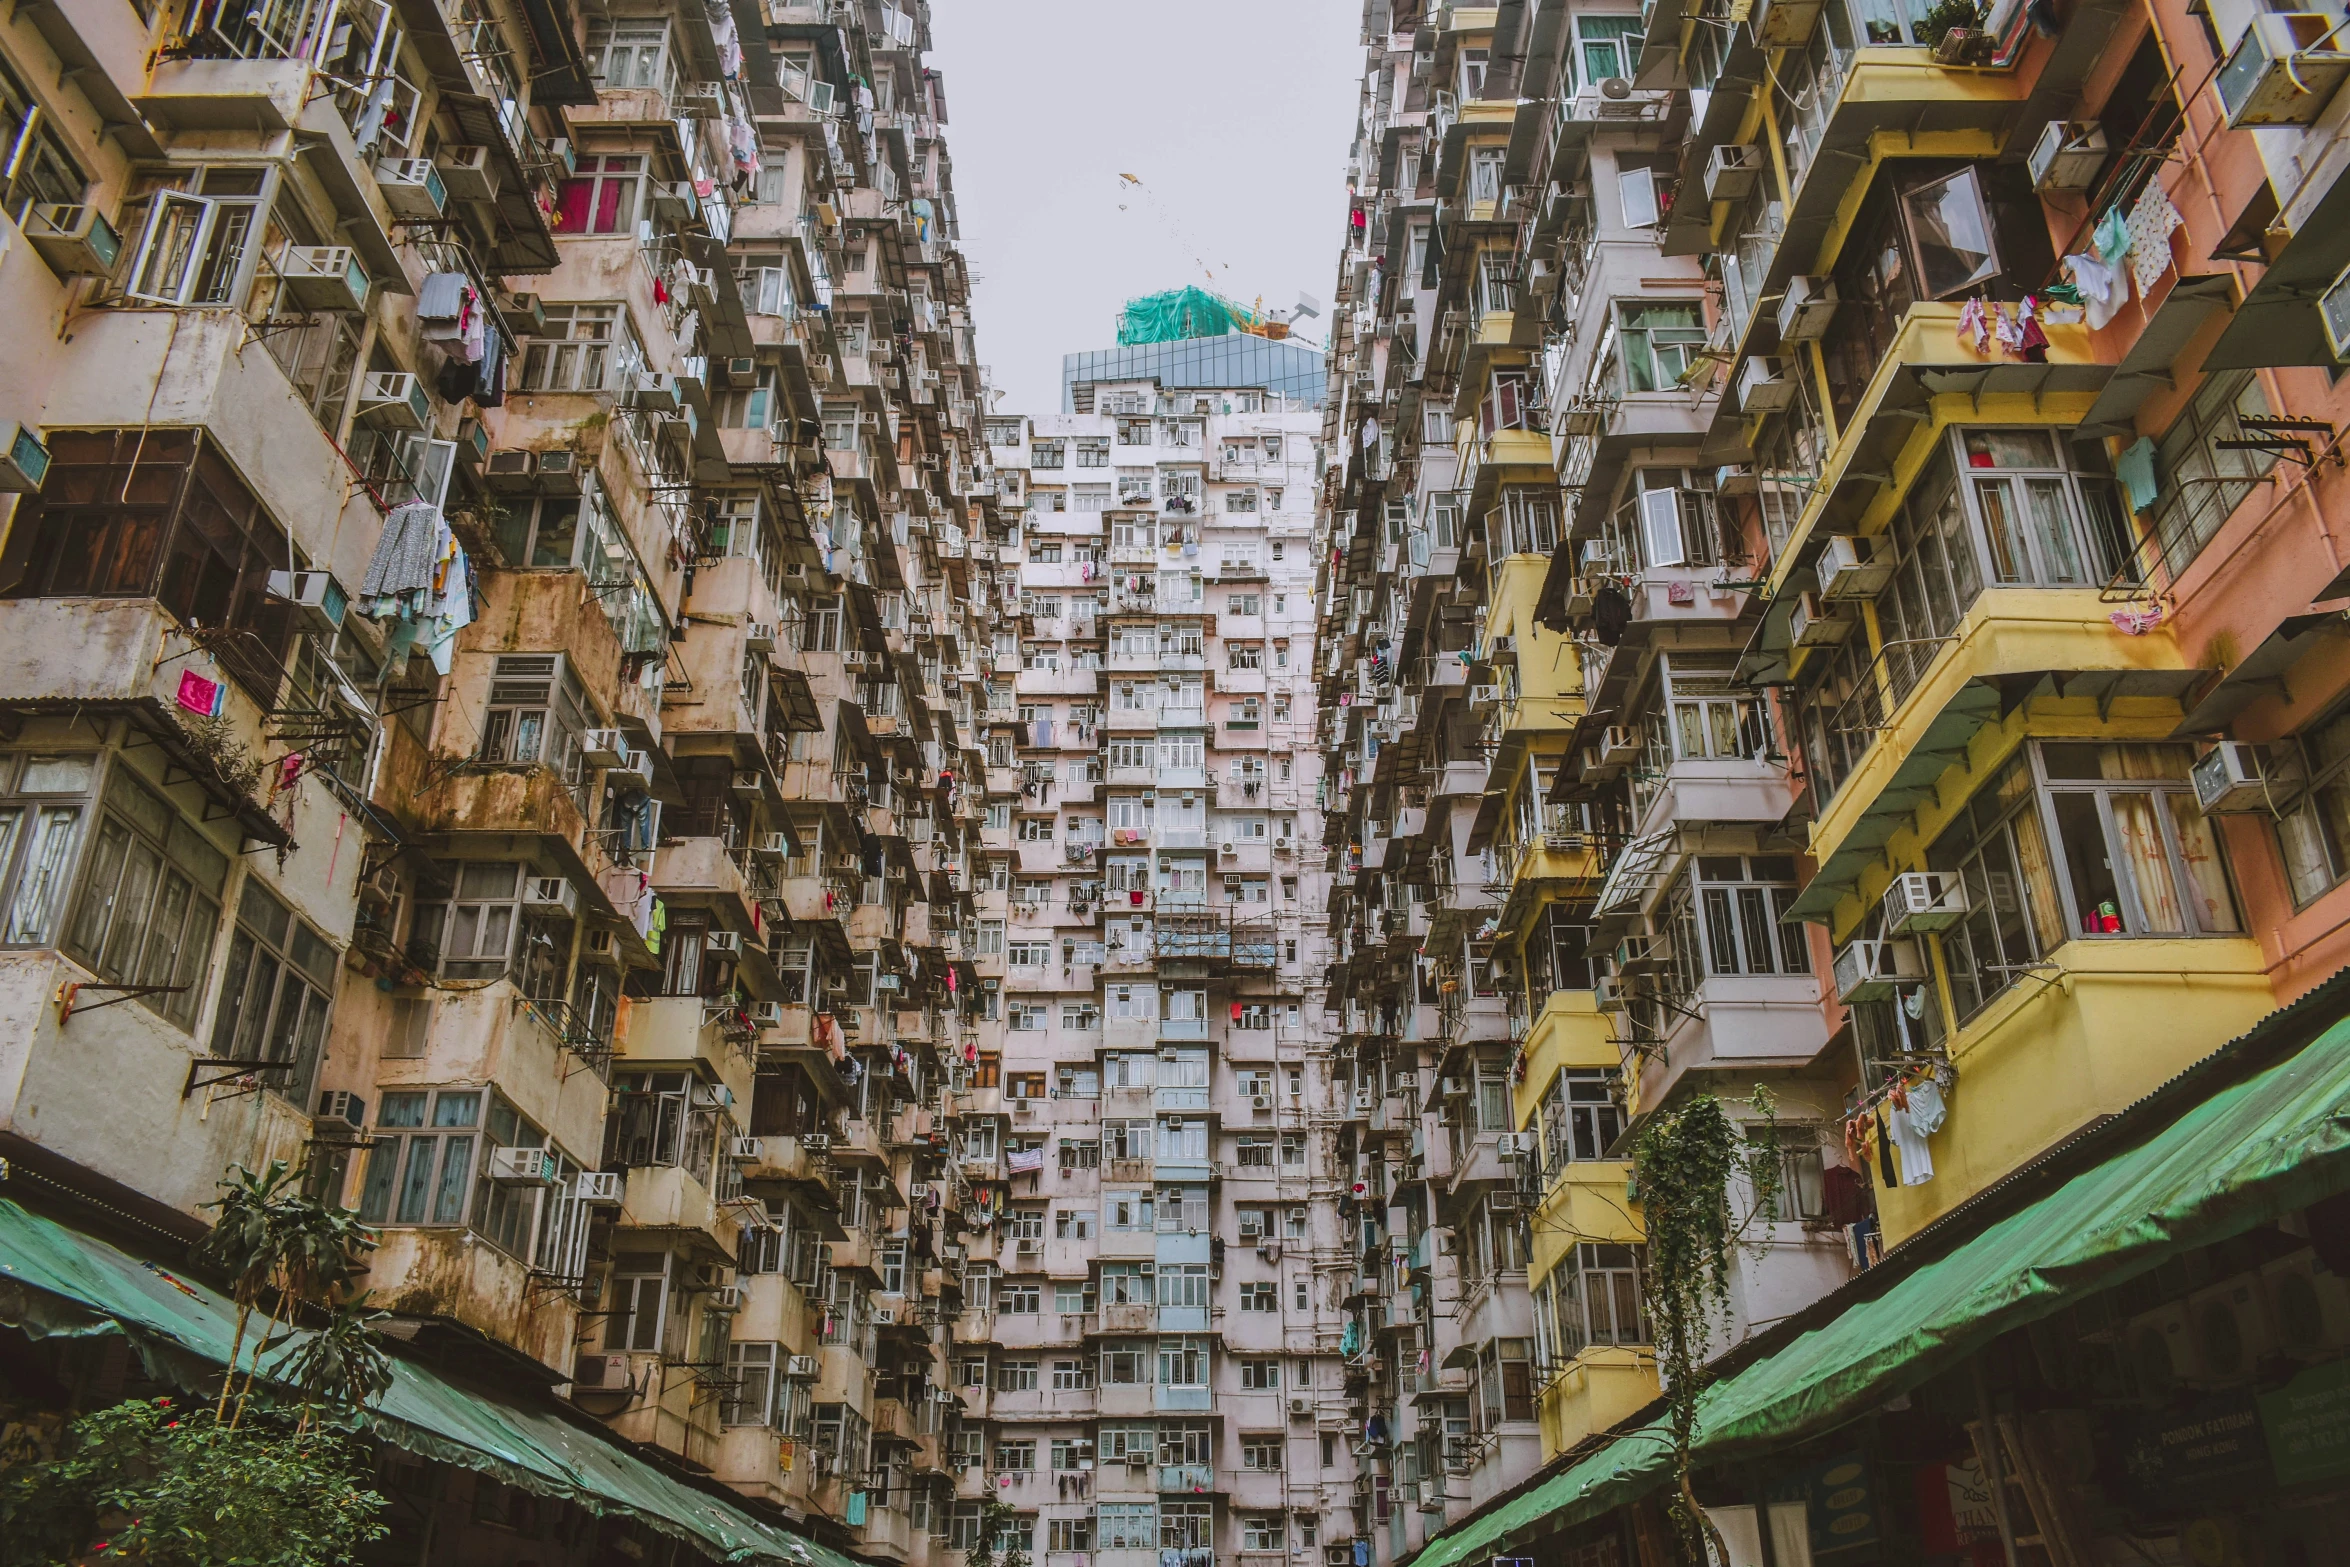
(1632, 1089), (1782, 1566)
(966, 1497), (1033, 1567)
(173, 712), (265, 803)
(1920, 0), (1984, 38)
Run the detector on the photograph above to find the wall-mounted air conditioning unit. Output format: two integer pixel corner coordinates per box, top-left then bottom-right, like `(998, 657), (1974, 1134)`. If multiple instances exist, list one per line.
(2028, 120), (2109, 193)
(24, 202), (121, 277)
(1881, 870), (1968, 934)
(2218, 14), (2350, 128)
(1817, 534), (1893, 599)
(706, 930), (744, 955)
(1831, 937), (1927, 1004)
(1738, 356), (1795, 412)
(2194, 741), (2288, 813)
(265, 570), (350, 634)
(575, 1172), (625, 1204)
(1705, 143), (1765, 203)
(730, 1136), (765, 1162)
(375, 158), (448, 219)
(279, 246), (369, 312)
(487, 1147), (561, 1185)
(524, 876), (579, 914)
(436, 143), (498, 200)
(582, 729), (630, 769)
(315, 1089), (367, 1129)
(1776, 276), (1840, 342)
(356, 371), (429, 431)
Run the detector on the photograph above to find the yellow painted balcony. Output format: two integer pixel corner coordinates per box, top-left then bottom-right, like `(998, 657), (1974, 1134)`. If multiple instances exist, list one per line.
(1537, 1343), (1656, 1462)
(1875, 934), (2272, 1247)
(1791, 589), (2206, 933)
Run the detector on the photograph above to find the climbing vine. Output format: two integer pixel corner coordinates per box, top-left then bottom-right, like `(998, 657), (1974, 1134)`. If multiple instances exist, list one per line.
(1631, 1089), (1783, 1566)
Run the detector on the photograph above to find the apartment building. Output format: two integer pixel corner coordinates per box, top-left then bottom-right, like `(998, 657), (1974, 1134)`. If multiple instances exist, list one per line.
(950, 351), (1358, 1567)
(1319, 0), (2350, 1561)
(0, 0), (1008, 1561)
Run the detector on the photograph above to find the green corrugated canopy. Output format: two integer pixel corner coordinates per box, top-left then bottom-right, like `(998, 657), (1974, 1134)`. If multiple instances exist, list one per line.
(1407, 1006), (2350, 1567)
(0, 1198), (859, 1567)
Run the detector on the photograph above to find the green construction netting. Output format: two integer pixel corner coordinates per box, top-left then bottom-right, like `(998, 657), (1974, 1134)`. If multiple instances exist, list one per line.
(1116, 287), (1258, 345)
(0, 1198), (859, 1567)
(1407, 1007), (2350, 1567)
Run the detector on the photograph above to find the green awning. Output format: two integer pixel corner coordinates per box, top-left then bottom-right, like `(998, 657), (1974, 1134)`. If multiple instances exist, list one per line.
(0, 1199), (856, 1567)
(1407, 1006), (2350, 1567)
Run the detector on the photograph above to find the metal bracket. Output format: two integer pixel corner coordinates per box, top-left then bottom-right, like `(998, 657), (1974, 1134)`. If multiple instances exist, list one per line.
(57, 980), (189, 1027)
(182, 1056), (291, 1099)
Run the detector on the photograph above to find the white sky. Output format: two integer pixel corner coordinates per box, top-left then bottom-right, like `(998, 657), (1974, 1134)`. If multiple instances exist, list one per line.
(925, 0), (1365, 418)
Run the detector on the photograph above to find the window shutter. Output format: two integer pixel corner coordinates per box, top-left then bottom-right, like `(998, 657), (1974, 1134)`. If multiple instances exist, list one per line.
(1641, 487), (1685, 568)
(1618, 165), (1659, 230)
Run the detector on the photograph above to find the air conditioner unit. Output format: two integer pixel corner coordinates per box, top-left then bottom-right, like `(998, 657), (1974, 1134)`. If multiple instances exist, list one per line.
(1468, 684), (1501, 708)
(1776, 276), (1840, 342)
(1705, 143), (1765, 203)
(2218, 13), (2350, 128)
(676, 82), (725, 117)
(436, 143), (498, 201)
(1251, 1094), (1273, 1110)
(535, 448), (582, 492)
(2194, 741), (2282, 814)
(264, 570), (350, 634)
(356, 371), (430, 431)
(706, 930), (744, 955)
(690, 1083), (735, 1112)
(1126, 1451), (1152, 1467)
(1288, 1397), (1312, 1418)
(0, 423), (50, 493)
(584, 929), (619, 962)
(524, 876), (579, 915)
(314, 1089), (366, 1129)
(2028, 119), (2109, 193)
(1489, 1189), (1520, 1211)
(484, 449), (537, 490)
(2262, 1250), (2350, 1356)
(487, 1146), (561, 1185)
(575, 1171), (626, 1204)
(279, 245), (369, 312)
(653, 180), (699, 220)
(1817, 534), (1894, 599)
(754, 831), (790, 860)
(1493, 1133), (1521, 1157)
(24, 202), (122, 277)
(582, 729), (630, 769)
(708, 1285), (748, 1312)
(787, 1353), (820, 1378)
(1598, 726), (1642, 767)
(496, 290), (547, 335)
(1275, 836), (1294, 853)
(746, 621), (778, 652)
(374, 158), (448, 219)
(752, 1002), (787, 1030)
(573, 1352), (632, 1389)
(1831, 937), (1927, 1003)
(1788, 591), (1852, 648)
(731, 769), (763, 796)
(730, 1135), (765, 1162)
(1354, 1090), (1374, 1111)
(1882, 870), (1968, 934)
(1738, 356), (1795, 413)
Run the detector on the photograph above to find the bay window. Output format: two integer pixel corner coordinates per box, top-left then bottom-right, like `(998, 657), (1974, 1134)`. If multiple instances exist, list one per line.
(209, 879), (337, 1107)
(0, 754), (94, 947)
(63, 764), (228, 1031)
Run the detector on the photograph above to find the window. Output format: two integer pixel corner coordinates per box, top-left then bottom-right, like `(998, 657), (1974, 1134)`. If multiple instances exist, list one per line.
(1241, 1437), (1284, 1471)
(590, 21), (671, 86)
(126, 167), (270, 309)
(1280, 1133), (1307, 1168)
(1001, 1284), (1042, 1315)
(996, 1358), (1039, 1391)
(359, 1089), (485, 1226)
(725, 1342), (780, 1425)
(0, 55), (87, 224)
(62, 764), (228, 1031)
(1538, 1069), (1625, 1171)
(1615, 302), (1706, 392)
(603, 1251), (675, 1354)
(1033, 439), (1066, 469)
(1240, 1281), (1278, 1311)
(1669, 855), (1811, 982)
(2276, 704), (2350, 903)
(1076, 439), (1110, 468)
(2145, 370), (2279, 572)
(478, 654), (593, 785)
(1574, 13), (1644, 85)
(0, 754), (94, 948)
(1098, 1505), (1156, 1550)
(1160, 1501), (1212, 1551)
(1239, 1358), (1280, 1390)
(1244, 1517), (1285, 1551)
(1552, 1243), (1650, 1354)
(0, 430), (295, 700)
(1102, 1341), (1151, 1384)
(1049, 1518), (1094, 1553)
(521, 304), (638, 391)
(209, 879), (337, 1107)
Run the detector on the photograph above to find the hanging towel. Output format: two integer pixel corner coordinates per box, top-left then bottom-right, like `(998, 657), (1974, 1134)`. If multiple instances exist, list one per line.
(1907, 1077), (1948, 1135)
(2093, 204), (2134, 270)
(2116, 435), (2159, 514)
(176, 669), (225, 717)
(2128, 178), (2184, 296)
(2063, 253), (2125, 331)
(1885, 1104), (1935, 1185)
(416, 271), (471, 322)
(361, 501), (446, 600)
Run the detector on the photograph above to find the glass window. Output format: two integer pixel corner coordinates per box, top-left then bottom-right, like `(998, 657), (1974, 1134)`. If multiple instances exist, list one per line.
(62, 764), (228, 1031)
(0, 753), (95, 947)
(1900, 167), (1999, 298)
(1616, 301), (1705, 392)
(210, 879), (337, 1107)
(2145, 370), (2277, 574)
(520, 303), (640, 391)
(1574, 14), (1644, 85)
(358, 1087), (484, 1227)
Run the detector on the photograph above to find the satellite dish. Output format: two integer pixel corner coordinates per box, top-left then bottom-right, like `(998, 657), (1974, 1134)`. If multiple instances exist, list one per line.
(1600, 76), (1633, 99)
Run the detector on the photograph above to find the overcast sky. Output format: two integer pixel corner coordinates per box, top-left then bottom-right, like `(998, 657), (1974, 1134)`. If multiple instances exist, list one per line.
(925, 0), (1364, 417)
